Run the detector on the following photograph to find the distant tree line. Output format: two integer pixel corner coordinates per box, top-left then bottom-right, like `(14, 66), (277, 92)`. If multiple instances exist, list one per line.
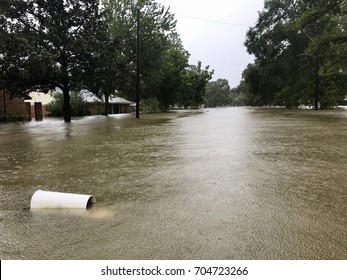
(203, 78), (252, 108)
(0, 0), (213, 122)
(236, 0), (347, 109)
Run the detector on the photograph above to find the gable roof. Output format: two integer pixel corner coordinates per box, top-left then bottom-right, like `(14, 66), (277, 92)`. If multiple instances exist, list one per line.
(109, 96), (133, 105)
(81, 90), (133, 105)
(1, 90), (32, 100)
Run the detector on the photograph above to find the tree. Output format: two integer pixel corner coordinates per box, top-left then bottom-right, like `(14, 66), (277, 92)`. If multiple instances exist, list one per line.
(244, 0), (307, 107)
(243, 0), (347, 109)
(178, 62), (214, 109)
(81, 14), (130, 116)
(103, 0), (216, 111)
(295, 0), (347, 108)
(152, 32), (189, 111)
(46, 91), (89, 117)
(204, 79), (232, 107)
(103, 0), (177, 102)
(231, 79), (251, 106)
(0, 0), (106, 122)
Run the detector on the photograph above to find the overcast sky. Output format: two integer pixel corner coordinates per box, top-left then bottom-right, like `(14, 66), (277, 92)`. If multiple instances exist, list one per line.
(157, 0), (265, 88)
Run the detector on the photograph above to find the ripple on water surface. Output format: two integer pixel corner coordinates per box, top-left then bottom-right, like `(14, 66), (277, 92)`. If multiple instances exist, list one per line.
(0, 108), (346, 259)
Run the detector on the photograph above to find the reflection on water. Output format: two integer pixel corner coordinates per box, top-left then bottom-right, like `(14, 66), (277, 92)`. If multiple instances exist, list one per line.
(0, 108), (346, 259)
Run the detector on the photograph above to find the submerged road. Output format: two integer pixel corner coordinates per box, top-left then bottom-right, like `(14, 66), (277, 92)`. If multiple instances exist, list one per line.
(0, 107), (346, 259)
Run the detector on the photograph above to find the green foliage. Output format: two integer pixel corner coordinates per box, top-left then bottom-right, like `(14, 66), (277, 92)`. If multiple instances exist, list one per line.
(0, 114), (31, 122)
(45, 94), (63, 117)
(231, 80), (251, 106)
(204, 79), (233, 107)
(141, 97), (161, 113)
(104, 0), (214, 111)
(1, 0), (214, 120)
(103, 0), (178, 102)
(46, 92), (89, 117)
(81, 5), (130, 116)
(243, 0), (347, 109)
(155, 37), (190, 111)
(178, 62), (214, 109)
(0, 0), (107, 122)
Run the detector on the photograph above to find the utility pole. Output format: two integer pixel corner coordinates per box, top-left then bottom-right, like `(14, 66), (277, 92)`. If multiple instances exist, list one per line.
(314, 58), (320, 111)
(2, 90), (7, 116)
(136, 8), (140, 119)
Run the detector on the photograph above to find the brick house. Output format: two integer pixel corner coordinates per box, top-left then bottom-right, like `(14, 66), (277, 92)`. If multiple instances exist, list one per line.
(0, 90), (32, 119)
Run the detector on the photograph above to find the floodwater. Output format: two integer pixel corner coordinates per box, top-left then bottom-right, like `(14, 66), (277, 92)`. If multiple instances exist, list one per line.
(0, 107), (346, 260)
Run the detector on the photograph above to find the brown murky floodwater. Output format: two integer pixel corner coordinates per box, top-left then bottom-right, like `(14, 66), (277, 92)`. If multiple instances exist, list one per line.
(0, 107), (346, 260)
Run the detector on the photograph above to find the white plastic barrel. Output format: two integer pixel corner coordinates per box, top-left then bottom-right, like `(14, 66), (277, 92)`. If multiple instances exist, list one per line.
(30, 190), (96, 209)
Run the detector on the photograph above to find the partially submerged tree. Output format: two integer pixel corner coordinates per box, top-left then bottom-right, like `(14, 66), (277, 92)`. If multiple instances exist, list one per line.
(81, 14), (130, 116)
(243, 0), (347, 109)
(179, 62), (214, 109)
(295, 0), (347, 108)
(103, 0), (177, 99)
(1, 0), (215, 118)
(0, 0), (106, 122)
(154, 33), (190, 111)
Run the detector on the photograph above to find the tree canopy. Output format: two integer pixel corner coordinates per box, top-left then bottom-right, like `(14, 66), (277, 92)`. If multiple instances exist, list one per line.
(242, 0), (347, 109)
(0, 0), (106, 122)
(104, 0), (214, 111)
(1, 0), (215, 121)
(204, 79), (232, 108)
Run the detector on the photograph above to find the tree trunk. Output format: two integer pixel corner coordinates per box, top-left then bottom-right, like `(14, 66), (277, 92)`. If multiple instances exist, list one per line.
(60, 52), (72, 122)
(63, 87), (71, 122)
(103, 92), (110, 116)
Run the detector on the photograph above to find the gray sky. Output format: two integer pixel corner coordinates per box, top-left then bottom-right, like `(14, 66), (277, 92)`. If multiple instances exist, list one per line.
(157, 0), (265, 88)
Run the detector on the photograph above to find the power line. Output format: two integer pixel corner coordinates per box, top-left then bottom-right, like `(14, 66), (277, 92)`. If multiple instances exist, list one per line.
(189, 56), (249, 66)
(176, 13), (251, 28)
(197, 60), (246, 66)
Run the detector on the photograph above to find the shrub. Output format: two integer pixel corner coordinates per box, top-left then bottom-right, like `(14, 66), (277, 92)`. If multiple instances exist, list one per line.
(46, 91), (89, 117)
(0, 114), (31, 122)
(141, 97), (161, 113)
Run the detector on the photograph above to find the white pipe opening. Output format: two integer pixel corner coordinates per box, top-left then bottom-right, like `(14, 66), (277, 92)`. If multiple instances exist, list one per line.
(30, 190), (96, 209)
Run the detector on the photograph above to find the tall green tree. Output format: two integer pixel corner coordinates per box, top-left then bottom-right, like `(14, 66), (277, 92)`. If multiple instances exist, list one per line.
(103, 0), (177, 102)
(179, 62), (214, 109)
(0, 0), (105, 122)
(244, 0), (347, 109)
(295, 0), (347, 108)
(155, 38), (190, 111)
(81, 14), (130, 116)
(244, 0), (307, 108)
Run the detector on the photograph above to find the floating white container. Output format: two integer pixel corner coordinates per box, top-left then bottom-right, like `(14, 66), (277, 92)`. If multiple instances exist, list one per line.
(30, 190), (96, 209)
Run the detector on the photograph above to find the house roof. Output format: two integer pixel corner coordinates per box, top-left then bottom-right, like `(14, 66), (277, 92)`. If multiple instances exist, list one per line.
(2, 91), (32, 100)
(109, 96), (133, 105)
(82, 90), (133, 105)
(82, 91), (101, 103)
(22, 93), (32, 100)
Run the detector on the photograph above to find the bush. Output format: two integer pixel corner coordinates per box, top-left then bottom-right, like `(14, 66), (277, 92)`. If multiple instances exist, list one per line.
(0, 114), (31, 122)
(46, 94), (64, 117)
(141, 97), (161, 113)
(46, 91), (89, 117)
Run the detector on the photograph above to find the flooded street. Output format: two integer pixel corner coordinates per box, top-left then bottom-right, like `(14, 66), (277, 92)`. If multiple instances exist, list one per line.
(0, 107), (346, 259)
